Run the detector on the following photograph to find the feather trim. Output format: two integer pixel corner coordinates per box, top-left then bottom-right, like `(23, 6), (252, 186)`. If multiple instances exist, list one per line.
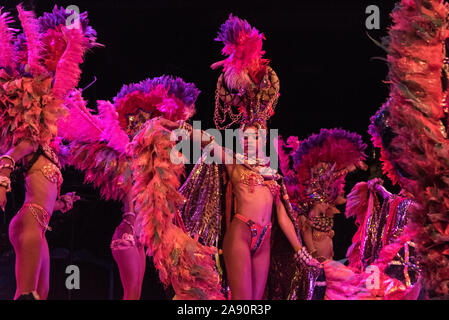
(69, 140), (132, 201)
(58, 89), (103, 143)
(97, 100), (129, 154)
(131, 118), (224, 299)
(369, 0), (449, 297)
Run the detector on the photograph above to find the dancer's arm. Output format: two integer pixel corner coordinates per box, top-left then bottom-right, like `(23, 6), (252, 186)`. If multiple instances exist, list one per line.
(0, 139), (37, 210)
(277, 201), (321, 267)
(299, 216), (317, 258)
(276, 201), (303, 252)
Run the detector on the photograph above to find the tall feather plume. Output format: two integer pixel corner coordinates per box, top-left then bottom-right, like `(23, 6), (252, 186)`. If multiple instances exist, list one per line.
(211, 14), (268, 90)
(52, 27), (87, 100)
(0, 7), (18, 69)
(16, 4), (46, 76)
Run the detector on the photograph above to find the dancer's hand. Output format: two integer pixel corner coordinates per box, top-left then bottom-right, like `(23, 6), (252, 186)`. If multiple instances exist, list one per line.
(0, 187), (6, 211)
(295, 247), (323, 269)
(308, 257), (323, 268)
(159, 118), (182, 131)
(367, 178), (383, 191)
(59, 192), (81, 213)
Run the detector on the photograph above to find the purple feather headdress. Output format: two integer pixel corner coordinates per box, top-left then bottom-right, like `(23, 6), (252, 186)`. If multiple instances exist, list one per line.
(114, 75), (200, 107)
(114, 75), (200, 136)
(280, 128), (367, 209)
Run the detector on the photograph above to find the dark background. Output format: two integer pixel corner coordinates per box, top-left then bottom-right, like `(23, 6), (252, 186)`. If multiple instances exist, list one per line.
(0, 0), (399, 299)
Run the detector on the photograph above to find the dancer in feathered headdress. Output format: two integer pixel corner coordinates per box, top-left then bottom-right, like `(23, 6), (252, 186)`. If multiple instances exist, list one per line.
(164, 14), (321, 300)
(60, 76), (224, 300)
(0, 4), (97, 300)
(264, 128), (367, 299)
(367, 0), (449, 298)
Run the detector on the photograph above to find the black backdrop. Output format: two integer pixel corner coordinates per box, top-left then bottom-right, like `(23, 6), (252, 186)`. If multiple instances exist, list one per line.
(0, 0), (400, 299)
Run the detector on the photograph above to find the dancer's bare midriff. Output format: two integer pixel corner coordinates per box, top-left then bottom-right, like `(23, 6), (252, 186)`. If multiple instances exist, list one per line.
(231, 166), (274, 226)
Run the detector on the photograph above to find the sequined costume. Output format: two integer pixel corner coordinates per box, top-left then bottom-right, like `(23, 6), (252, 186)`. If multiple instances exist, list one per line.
(322, 180), (422, 300)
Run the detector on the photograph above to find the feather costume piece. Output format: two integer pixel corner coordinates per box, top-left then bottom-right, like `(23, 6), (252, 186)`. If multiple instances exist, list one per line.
(0, 7), (17, 70)
(0, 5), (98, 154)
(368, 0), (449, 297)
(17, 4), (46, 76)
(212, 14), (268, 88)
(60, 90), (132, 201)
(52, 27), (87, 100)
(131, 119), (224, 300)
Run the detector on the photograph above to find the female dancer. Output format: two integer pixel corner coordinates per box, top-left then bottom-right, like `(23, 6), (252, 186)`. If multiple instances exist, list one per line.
(175, 15), (320, 300)
(0, 5), (97, 299)
(60, 76), (223, 300)
(266, 129), (367, 300)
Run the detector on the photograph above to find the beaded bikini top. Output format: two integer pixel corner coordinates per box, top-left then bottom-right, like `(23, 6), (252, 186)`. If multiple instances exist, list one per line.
(232, 161), (281, 198)
(24, 144), (63, 194)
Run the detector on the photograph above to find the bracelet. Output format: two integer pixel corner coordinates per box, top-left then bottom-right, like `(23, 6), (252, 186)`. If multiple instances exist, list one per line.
(178, 121), (193, 135)
(0, 155), (15, 168)
(58, 196), (71, 213)
(122, 212), (135, 230)
(294, 247), (314, 265)
(0, 175), (11, 192)
(0, 163), (14, 171)
(122, 212), (135, 218)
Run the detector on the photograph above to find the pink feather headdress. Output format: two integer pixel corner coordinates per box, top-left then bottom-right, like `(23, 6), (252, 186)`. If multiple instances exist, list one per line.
(211, 14), (269, 86)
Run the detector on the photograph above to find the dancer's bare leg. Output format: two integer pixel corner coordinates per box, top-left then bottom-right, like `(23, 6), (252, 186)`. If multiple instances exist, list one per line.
(36, 238), (50, 299)
(9, 208), (47, 299)
(223, 219), (253, 300)
(251, 231), (271, 300)
(137, 245), (146, 289)
(112, 246), (144, 300)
